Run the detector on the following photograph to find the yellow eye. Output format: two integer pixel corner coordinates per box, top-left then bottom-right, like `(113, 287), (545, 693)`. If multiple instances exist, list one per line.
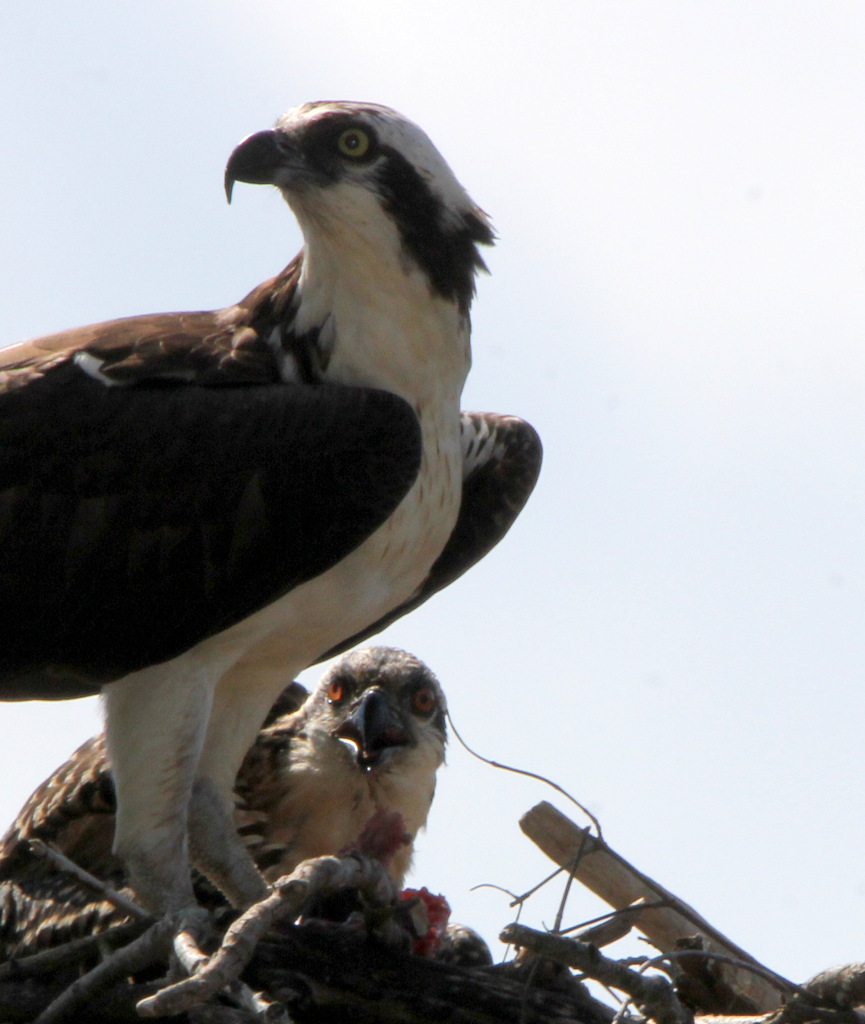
(337, 127), (371, 159)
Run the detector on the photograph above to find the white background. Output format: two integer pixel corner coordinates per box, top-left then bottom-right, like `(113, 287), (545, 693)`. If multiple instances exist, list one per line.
(2, 1), (864, 985)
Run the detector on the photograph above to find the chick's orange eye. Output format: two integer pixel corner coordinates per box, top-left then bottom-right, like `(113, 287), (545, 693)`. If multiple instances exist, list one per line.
(412, 686), (437, 715)
(327, 679), (345, 703)
(337, 127), (371, 158)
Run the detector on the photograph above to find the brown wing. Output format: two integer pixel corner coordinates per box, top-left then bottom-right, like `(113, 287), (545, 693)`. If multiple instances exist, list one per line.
(0, 259), (303, 389)
(0, 259), (422, 697)
(0, 736), (125, 957)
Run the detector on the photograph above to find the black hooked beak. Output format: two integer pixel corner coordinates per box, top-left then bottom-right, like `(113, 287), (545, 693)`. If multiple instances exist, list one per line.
(335, 688), (410, 770)
(224, 129), (300, 203)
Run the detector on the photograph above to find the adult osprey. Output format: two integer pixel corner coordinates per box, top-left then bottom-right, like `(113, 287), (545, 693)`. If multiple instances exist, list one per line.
(0, 101), (541, 915)
(0, 648), (447, 959)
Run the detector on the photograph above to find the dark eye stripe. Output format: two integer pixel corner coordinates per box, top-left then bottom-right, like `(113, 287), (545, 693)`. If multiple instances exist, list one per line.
(375, 147), (493, 315)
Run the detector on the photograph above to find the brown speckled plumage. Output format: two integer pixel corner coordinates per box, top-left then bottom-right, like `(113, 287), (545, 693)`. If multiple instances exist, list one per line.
(0, 650), (445, 957)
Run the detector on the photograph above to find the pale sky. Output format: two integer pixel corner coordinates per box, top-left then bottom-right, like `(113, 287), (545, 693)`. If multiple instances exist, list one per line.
(2, 1), (865, 985)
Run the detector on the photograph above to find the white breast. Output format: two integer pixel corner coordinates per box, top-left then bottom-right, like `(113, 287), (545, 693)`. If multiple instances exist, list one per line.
(191, 215), (469, 796)
(249, 722), (443, 887)
(205, 221), (469, 676)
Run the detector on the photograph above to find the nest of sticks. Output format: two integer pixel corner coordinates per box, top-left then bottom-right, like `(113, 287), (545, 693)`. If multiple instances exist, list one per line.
(1, 800), (862, 1024)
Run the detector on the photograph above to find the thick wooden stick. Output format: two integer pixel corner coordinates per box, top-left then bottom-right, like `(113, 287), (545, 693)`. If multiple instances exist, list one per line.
(520, 801), (790, 1013)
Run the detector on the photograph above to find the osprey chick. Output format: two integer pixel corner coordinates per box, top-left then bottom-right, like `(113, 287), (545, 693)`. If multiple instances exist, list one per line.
(0, 648), (446, 958)
(0, 102), (540, 914)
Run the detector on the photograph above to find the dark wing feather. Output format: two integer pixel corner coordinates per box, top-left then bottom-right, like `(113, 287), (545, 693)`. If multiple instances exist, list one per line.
(0, 262), (422, 697)
(317, 412), (542, 662)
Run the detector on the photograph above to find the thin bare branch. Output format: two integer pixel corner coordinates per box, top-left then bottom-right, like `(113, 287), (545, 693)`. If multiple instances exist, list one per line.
(27, 839), (150, 921)
(137, 854), (395, 1018)
(446, 710), (604, 837)
(0, 918), (149, 981)
(501, 921), (692, 1024)
(33, 914), (177, 1024)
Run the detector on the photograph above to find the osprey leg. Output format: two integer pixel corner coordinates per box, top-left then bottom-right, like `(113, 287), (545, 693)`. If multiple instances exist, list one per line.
(104, 659), (216, 912)
(186, 654), (296, 908)
(188, 777), (269, 908)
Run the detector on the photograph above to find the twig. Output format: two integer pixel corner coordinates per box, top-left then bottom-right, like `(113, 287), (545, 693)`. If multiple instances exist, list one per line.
(506, 864), (568, 906)
(447, 711), (603, 837)
(520, 801), (786, 1012)
(569, 900), (655, 949)
(501, 922), (693, 1024)
(230, 981), (292, 1022)
(0, 918), (150, 981)
(137, 854), (395, 1018)
(27, 838), (150, 921)
(642, 947), (805, 1000)
(552, 839), (590, 934)
(34, 913), (178, 1024)
(173, 916), (212, 975)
